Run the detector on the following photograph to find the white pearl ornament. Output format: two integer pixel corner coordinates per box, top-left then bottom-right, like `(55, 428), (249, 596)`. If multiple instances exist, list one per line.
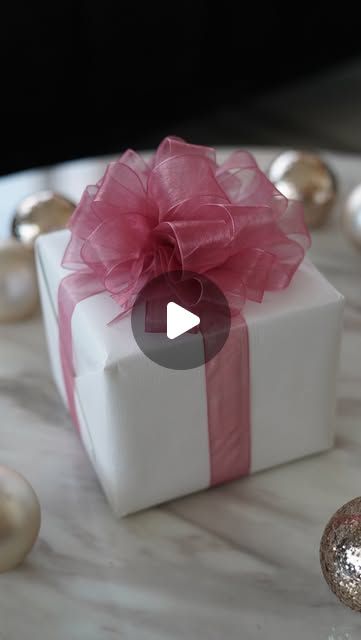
(12, 191), (75, 246)
(0, 241), (38, 323)
(342, 184), (361, 250)
(0, 466), (41, 572)
(268, 150), (337, 228)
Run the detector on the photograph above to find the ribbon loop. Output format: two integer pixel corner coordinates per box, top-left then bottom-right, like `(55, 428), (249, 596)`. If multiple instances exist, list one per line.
(63, 136), (310, 313)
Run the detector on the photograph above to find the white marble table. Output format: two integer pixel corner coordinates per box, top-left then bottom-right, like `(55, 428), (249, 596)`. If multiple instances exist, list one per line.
(0, 148), (361, 640)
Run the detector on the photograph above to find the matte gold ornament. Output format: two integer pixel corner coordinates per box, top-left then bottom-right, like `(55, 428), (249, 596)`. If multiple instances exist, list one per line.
(268, 151), (337, 229)
(12, 190), (75, 245)
(320, 497), (361, 611)
(0, 466), (41, 572)
(0, 241), (38, 323)
(342, 184), (361, 250)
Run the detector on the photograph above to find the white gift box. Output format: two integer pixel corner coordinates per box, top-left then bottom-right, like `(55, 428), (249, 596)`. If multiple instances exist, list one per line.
(36, 229), (344, 516)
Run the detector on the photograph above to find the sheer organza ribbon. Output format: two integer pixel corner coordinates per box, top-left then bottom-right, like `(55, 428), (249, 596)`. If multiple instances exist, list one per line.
(58, 137), (310, 485)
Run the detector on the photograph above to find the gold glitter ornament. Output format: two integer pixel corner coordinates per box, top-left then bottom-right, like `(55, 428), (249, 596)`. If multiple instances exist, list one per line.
(0, 465), (41, 572)
(268, 150), (337, 229)
(320, 497), (361, 611)
(12, 190), (75, 246)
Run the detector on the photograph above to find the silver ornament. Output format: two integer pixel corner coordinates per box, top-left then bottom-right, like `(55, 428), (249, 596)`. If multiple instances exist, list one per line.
(268, 150), (337, 229)
(0, 241), (38, 323)
(342, 184), (361, 250)
(320, 497), (361, 611)
(0, 465), (41, 572)
(12, 190), (75, 246)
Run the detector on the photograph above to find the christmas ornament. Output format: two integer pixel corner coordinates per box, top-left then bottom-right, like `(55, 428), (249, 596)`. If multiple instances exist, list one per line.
(342, 184), (361, 250)
(12, 190), (75, 245)
(320, 497), (361, 611)
(0, 241), (38, 323)
(0, 465), (41, 572)
(268, 150), (337, 229)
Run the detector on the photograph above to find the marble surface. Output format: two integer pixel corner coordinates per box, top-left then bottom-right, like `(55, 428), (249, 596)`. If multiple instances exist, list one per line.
(0, 148), (361, 639)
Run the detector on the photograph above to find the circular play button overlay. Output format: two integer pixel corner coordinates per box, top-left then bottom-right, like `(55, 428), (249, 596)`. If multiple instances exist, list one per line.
(131, 271), (231, 370)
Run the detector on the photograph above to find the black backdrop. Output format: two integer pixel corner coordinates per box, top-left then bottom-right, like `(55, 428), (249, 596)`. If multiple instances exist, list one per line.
(0, 2), (359, 175)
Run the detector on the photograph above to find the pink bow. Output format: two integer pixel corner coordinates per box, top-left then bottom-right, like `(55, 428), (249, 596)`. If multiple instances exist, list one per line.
(62, 136), (310, 313)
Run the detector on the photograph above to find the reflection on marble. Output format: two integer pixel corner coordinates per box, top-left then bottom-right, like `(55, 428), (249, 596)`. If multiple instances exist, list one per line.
(328, 627), (354, 640)
(1, 149), (361, 639)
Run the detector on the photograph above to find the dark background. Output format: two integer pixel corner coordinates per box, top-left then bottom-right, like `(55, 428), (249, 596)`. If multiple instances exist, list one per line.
(1, 3), (361, 175)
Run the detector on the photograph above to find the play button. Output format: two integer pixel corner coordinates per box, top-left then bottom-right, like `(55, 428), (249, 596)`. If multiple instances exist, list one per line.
(131, 271), (231, 370)
(166, 302), (200, 340)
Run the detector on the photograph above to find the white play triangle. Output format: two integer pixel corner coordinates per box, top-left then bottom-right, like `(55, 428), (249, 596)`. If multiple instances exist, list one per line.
(166, 301), (200, 340)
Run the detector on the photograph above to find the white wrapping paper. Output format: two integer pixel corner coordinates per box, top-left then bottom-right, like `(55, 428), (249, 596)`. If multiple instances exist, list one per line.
(36, 230), (344, 516)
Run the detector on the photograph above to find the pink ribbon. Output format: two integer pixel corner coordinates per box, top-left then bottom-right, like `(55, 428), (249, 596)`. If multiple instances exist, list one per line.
(58, 137), (310, 485)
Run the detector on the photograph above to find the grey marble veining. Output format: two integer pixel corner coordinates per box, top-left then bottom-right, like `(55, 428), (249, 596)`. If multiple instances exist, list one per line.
(0, 149), (361, 639)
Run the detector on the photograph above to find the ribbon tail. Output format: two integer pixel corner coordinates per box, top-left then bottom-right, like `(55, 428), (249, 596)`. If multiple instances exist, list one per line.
(58, 272), (104, 431)
(204, 314), (250, 485)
